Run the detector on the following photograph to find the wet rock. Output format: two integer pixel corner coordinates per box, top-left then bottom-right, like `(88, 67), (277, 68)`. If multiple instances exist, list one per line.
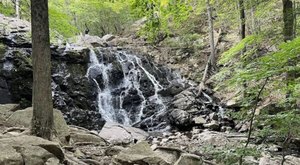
(64, 108), (105, 131)
(169, 109), (193, 129)
(171, 90), (195, 110)
(63, 47), (89, 64)
(159, 80), (186, 97)
(113, 141), (169, 165)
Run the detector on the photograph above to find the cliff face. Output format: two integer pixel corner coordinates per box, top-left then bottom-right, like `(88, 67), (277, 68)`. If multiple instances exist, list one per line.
(0, 15), (232, 133)
(0, 14), (104, 130)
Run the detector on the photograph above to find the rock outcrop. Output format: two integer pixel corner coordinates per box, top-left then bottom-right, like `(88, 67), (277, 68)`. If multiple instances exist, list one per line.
(0, 14), (105, 130)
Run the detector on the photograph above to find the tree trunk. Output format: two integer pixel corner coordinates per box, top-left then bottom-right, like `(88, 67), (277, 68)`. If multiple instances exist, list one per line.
(30, 0), (53, 140)
(198, 0), (215, 93)
(282, 0), (295, 106)
(15, 0), (20, 19)
(207, 0), (215, 67)
(283, 0), (294, 41)
(239, 0), (246, 39)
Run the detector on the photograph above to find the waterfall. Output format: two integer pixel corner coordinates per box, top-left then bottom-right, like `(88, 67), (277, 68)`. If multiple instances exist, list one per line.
(86, 48), (167, 130)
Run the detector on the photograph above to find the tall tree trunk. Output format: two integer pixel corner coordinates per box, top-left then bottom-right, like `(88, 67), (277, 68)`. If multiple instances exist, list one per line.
(250, 0), (256, 34)
(30, 0), (53, 140)
(207, 0), (215, 67)
(283, 0), (294, 41)
(239, 0), (246, 39)
(15, 0), (20, 19)
(282, 0), (297, 109)
(198, 0), (215, 93)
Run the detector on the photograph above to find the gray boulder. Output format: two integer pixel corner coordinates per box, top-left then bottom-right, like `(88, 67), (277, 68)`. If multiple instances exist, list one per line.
(0, 135), (64, 165)
(4, 107), (70, 144)
(69, 126), (108, 146)
(99, 122), (149, 144)
(171, 90), (195, 110)
(169, 109), (192, 128)
(113, 141), (169, 165)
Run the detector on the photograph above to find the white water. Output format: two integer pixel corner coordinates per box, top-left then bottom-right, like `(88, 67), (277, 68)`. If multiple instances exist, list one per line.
(86, 49), (166, 127)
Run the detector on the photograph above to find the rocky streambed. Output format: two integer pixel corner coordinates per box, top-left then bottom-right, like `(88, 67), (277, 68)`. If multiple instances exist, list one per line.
(1, 104), (300, 165)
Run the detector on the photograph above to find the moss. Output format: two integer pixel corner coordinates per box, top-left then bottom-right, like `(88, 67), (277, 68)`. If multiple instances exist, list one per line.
(0, 3), (14, 16)
(0, 43), (7, 59)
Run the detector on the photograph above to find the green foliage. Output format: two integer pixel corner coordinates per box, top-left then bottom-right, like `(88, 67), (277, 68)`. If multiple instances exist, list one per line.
(203, 145), (260, 165)
(130, 0), (192, 42)
(233, 37), (300, 98)
(254, 110), (300, 152)
(219, 35), (263, 65)
(49, 5), (79, 38)
(47, 0), (135, 38)
(0, 2), (15, 16)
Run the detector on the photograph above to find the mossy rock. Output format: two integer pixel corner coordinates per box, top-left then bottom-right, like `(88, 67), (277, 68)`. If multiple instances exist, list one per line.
(0, 43), (7, 59)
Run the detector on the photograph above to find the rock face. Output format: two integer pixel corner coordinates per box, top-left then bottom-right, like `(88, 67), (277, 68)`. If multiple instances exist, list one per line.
(0, 14), (229, 132)
(168, 86), (234, 131)
(0, 15), (104, 130)
(0, 14), (190, 131)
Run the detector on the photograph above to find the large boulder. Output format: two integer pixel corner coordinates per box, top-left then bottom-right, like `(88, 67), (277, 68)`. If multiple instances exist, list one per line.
(171, 89), (195, 110)
(69, 125), (109, 146)
(4, 107), (70, 144)
(0, 135), (64, 165)
(112, 141), (169, 165)
(169, 109), (193, 129)
(99, 122), (149, 144)
(153, 147), (182, 164)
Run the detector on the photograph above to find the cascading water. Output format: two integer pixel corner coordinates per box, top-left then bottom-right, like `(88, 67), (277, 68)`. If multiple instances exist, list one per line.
(86, 48), (169, 130)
